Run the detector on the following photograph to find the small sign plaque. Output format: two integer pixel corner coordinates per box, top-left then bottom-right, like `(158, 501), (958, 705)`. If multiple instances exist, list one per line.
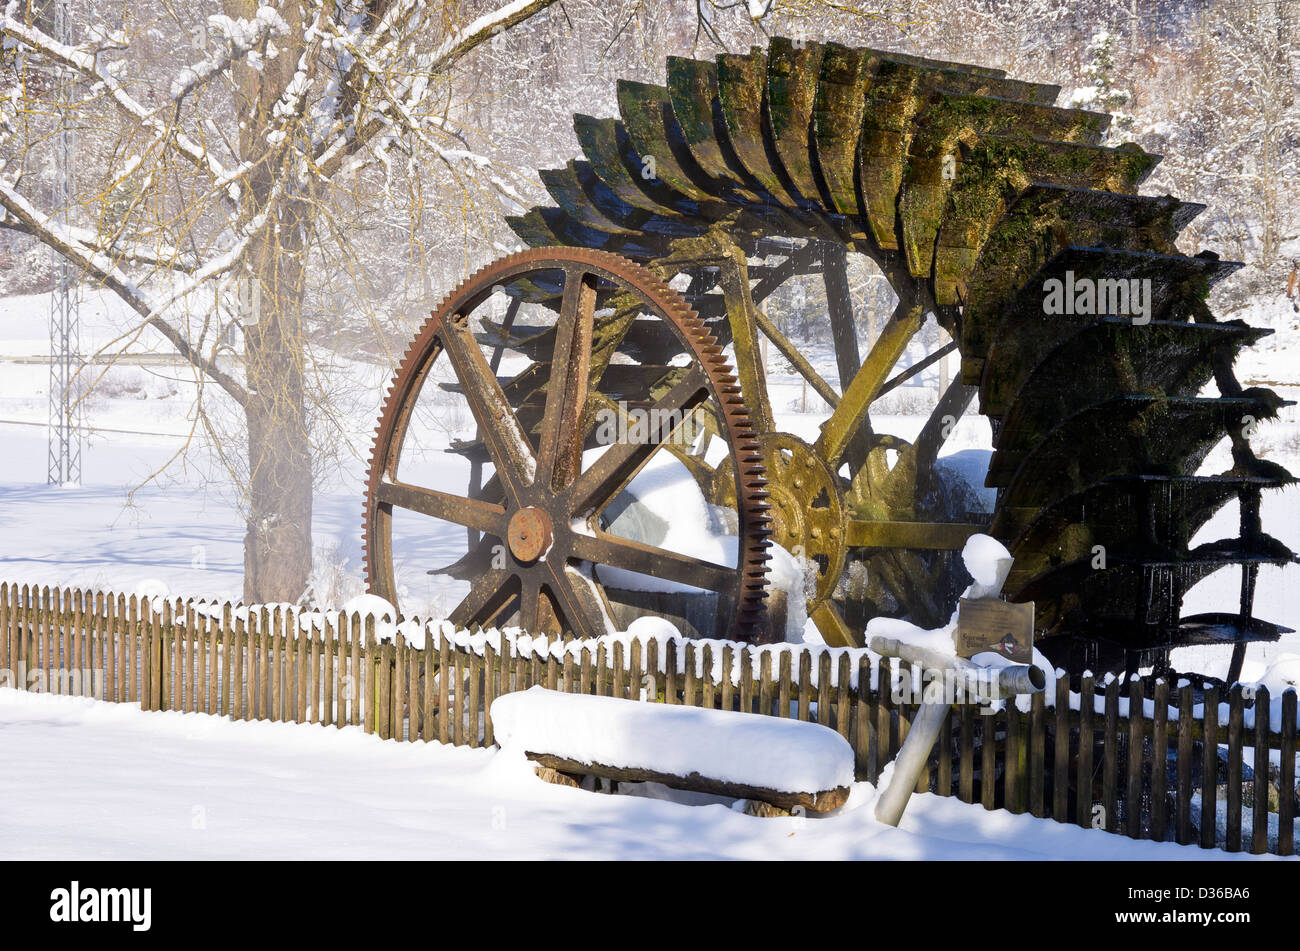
(956, 598), (1034, 663)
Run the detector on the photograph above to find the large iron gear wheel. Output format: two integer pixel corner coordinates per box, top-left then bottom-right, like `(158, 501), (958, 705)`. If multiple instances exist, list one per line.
(363, 247), (774, 642)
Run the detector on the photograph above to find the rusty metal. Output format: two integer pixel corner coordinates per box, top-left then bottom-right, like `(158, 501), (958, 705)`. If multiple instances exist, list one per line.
(363, 247), (774, 642)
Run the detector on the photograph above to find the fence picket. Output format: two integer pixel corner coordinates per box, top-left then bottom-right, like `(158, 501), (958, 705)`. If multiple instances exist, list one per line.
(377, 636), (392, 740)
(453, 643), (466, 746)
(1006, 699), (1022, 814)
(836, 655), (851, 740)
(42, 586), (52, 695)
(645, 639), (660, 703)
(220, 603), (233, 718)
(629, 640), (643, 703)
(856, 655), (873, 781)
(664, 639), (678, 704)
(423, 631), (437, 742)
(959, 703), (974, 803)
(44, 586), (55, 695)
(797, 650), (812, 722)
(1102, 677), (1119, 832)
(760, 652), (774, 720)
(1201, 684), (1219, 850)
(816, 652), (831, 728)
(561, 650), (575, 698)
(410, 635), (422, 742)
(253, 609), (267, 721)
(19, 585), (31, 693)
(233, 613), (246, 721)
(1127, 676), (1144, 838)
(102, 592), (115, 702)
(721, 645), (735, 712)
(1177, 682), (1194, 845)
(350, 612), (362, 728)
(1152, 679), (1168, 842)
(1280, 690), (1295, 856)
(595, 642), (609, 699)
(438, 635), (451, 744)
(0, 583), (8, 679)
(312, 625), (323, 725)
(1252, 685), (1270, 855)
(513, 639), (528, 706)
(879, 658), (895, 769)
(1226, 684), (1244, 852)
(297, 611), (309, 724)
(484, 640), (497, 746)
(613, 641), (626, 701)
(740, 648), (755, 716)
(130, 594), (142, 704)
(778, 650), (791, 720)
(684, 643), (697, 708)
(1052, 672), (1069, 821)
(702, 645), (715, 710)
(71, 588), (83, 697)
(196, 608), (207, 713)
(382, 634), (397, 737)
(578, 644), (591, 704)
(1029, 690), (1045, 817)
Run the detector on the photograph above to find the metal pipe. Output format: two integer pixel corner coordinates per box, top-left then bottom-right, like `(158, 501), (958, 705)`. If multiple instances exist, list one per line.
(869, 632), (1045, 827)
(868, 635), (1044, 699)
(874, 698), (949, 827)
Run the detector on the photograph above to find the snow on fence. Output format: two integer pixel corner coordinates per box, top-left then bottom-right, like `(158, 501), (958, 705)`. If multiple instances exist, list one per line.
(0, 580), (1295, 856)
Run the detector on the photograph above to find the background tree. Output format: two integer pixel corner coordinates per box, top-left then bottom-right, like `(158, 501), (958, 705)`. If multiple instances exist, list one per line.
(0, 0), (561, 602)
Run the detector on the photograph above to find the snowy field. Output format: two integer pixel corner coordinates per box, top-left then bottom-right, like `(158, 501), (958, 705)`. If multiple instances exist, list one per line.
(0, 687), (1275, 861)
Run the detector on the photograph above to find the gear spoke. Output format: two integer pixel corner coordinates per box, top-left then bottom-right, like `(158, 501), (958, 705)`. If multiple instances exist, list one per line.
(570, 531), (735, 594)
(449, 568), (516, 629)
(546, 563), (615, 640)
(536, 267), (598, 491)
(437, 315), (537, 503)
(375, 480), (507, 536)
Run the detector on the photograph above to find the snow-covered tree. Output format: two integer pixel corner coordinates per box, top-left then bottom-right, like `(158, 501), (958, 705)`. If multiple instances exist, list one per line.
(0, 0), (561, 603)
(1070, 28), (1135, 139)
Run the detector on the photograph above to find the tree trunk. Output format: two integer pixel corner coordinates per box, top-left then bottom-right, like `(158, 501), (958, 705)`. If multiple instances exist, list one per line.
(241, 205), (313, 604)
(229, 0), (314, 604)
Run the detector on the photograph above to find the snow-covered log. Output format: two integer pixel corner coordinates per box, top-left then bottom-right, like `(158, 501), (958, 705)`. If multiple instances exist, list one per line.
(491, 686), (853, 812)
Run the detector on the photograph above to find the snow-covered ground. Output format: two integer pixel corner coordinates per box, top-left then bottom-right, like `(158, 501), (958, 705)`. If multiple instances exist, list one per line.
(0, 687), (1275, 861)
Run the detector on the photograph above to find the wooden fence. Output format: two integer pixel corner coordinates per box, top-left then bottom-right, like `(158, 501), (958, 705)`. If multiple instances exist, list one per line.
(0, 581), (1295, 857)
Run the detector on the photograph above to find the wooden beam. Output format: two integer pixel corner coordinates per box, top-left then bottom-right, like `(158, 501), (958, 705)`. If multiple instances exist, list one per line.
(846, 519), (987, 550)
(814, 297), (924, 466)
(527, 752), (850, 813)
(822, 242), (862, 392)
(752, 306), (840, 408)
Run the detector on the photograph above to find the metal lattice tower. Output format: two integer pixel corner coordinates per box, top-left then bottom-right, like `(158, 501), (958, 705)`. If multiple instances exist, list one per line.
(47, 0), (81, 486)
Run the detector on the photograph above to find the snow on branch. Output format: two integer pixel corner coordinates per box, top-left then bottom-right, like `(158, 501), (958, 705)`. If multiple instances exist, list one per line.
(312, 0), (558, 179)
(0, 213), (201, 273)
(0, 2), (240, 204)
(422, 0), (558, 76)
(0, 175), (252, 404)
(170, 8), (290, 103)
